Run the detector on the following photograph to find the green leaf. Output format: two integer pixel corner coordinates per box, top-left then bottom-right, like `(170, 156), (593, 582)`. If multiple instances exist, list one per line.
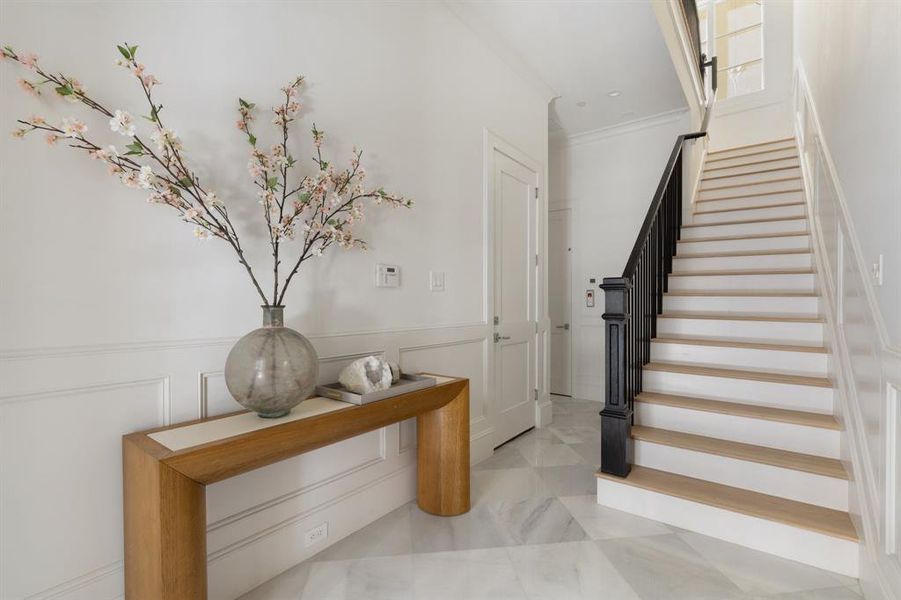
(248, 133), (257, 146)
(297, 192), (311, 203)
(238, 98), (249, 108)
(117, 45), (131, 60)
(179, 177), (193, 188)
(128, 45), (138, 58)
(267, 176), (279, 190)
(54, 85), (72, 96)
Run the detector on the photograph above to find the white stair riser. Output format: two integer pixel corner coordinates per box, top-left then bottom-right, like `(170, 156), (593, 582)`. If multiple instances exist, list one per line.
(708, 141), (796, 160)
(704, 158), (800, 179)
(700, 167), (801, 188)
(633, 441), (848, 511)
(692, 204), (806, 225)
(681, 219), (807, 239)
(663, 294), (820, 315)
(596, 479), (858, 577)
(705, 148), (799, 169)
(673, 253), (813, 271)
(668, 273), (816, 291)
(678, 234), (810, 254)
(650, 342), (828, 376)
(657, 317), (824, 344)
(695, 191), (805, 212)
(635, 402), (840, 457)
(642, 370), (834, 413)
(698, 181), (803, 202)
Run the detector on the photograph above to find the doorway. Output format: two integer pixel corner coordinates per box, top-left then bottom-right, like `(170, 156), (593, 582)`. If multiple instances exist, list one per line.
(549, 207), (572, 397)
(488, 136), (539, 447)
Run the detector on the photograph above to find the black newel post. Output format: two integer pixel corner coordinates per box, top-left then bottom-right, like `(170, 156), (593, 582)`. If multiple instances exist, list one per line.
(599, 277), (633, 477)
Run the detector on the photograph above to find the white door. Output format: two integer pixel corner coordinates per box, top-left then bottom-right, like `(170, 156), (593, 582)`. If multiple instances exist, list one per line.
(549, 208), (572, 396)
(492, 148), (538, 447)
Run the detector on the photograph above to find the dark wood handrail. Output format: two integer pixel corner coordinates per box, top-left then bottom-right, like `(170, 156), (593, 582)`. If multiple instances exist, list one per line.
(598, 48), (718, 478)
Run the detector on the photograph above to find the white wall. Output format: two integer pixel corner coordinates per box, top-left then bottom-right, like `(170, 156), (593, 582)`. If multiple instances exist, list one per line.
(0, 2), (548, 598)
(793, 2), (901, 598)
(794, 0), (901, 345)
(549, 110), (690, 402)
(708, 0), (794, 150)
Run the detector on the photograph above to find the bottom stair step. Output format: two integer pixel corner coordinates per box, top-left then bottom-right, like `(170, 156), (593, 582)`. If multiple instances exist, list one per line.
(596, 466), (859, 577)
(631, 425), (848, 510)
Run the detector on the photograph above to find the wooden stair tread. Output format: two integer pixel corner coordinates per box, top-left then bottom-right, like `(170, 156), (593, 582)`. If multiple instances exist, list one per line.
(683, 215), (806, 228)
(705, 157), (801, 173)
(707, 147), (798, 164)
(697, 188), (805, 202)
(700, 176), (802, 192)
(670, 268), (814, 276)
(631, 426), (847, 479)
(636, 392), (840, 430)
(665, 289), (818, 296)
(644, 361), (832, 388)
(676, 249), (811, 258)
(694, 201), (806, 215)
(707, 137), (795, 155)
(660, 311), (823, 323)
(679, 231), (810, 243)
(702, 165), (800, 181)
(652, 336), (828, 353)
(595, 466), (857, 541)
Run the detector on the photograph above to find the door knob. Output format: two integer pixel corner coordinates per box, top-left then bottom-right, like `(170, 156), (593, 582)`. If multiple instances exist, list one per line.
(494, 333), (511, 343)
(555, 323), (570, 330)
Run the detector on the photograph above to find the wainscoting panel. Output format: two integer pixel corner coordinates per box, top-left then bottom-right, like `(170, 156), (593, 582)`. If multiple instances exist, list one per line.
(0, 322), (493, 600)
(795, 66), (901, 600)
(0, 378), (168, 600)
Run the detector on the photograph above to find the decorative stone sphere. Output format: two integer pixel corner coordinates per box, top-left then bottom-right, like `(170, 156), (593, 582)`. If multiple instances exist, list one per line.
(224, 307), (319, 418)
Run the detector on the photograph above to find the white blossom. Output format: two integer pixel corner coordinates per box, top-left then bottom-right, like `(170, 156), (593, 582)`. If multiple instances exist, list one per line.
(109, 110), (136, 137)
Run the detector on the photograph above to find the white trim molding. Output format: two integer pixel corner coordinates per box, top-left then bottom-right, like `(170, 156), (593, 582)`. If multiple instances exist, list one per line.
(794, 63), (901, 600)
(559, 108), (689, 148)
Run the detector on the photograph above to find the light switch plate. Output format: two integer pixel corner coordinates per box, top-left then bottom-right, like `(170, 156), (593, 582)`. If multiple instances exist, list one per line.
(429, 271), (446, 292)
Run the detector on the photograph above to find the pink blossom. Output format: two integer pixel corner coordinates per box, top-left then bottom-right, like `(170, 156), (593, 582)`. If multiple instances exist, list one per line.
(109, 110), (136, 137)
(61, 118), (87, 138)
(10, 128), (27, 139)
(141, 73), (159, 89)
(193, 227), (211, 240)
(120, 171), (139, 188)
(236, 119), (247, 131)
(29, 115), (46, 125)
(16, 78), (38, 96)
(44, 134), (60, 146)
(20, 53), (38, 70)
(184, 207), (200, 219)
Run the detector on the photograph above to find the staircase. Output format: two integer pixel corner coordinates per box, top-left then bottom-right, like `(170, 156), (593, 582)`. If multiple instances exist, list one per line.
(595, 137), (859, 577)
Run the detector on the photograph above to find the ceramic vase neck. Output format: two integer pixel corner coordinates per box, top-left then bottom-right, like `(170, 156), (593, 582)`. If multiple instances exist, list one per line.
(262, 306), (285, 327)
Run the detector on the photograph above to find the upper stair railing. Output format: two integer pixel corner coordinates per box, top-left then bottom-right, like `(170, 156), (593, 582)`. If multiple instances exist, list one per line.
(598, 28), (717, 477)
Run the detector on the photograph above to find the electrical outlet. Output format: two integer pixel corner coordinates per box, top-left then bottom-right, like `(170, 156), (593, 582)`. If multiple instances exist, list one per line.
(872, 254), (884, 287)
(304, 522), (328, 547)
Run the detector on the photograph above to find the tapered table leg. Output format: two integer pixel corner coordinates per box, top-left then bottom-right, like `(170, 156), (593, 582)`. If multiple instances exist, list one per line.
(416, 381), (470, 516)
(124, 436), (207, 599)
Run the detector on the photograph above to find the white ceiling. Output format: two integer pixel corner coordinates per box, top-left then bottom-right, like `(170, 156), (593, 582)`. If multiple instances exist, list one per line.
(449, 0), (687, 137)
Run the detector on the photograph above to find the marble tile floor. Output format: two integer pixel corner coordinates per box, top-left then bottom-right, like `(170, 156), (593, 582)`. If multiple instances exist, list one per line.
(241, 396), (862, 600)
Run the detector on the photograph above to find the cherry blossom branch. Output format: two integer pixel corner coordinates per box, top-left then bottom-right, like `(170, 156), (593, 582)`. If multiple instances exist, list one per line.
(3, 42), (413, 310)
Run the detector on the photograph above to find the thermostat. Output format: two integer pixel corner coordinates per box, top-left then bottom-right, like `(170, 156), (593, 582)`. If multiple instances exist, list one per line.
(376, 264), (400, 288)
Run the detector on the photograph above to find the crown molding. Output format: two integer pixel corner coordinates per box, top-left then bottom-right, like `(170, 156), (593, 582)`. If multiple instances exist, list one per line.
(556, 107), (689, 147)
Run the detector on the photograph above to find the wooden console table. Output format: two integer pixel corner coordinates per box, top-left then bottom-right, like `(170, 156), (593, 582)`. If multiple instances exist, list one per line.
(123, 375), (469, 599)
